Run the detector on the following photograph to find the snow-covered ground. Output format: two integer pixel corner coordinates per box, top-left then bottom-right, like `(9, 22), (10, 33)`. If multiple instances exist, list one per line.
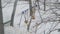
(2, 0), (60, 34)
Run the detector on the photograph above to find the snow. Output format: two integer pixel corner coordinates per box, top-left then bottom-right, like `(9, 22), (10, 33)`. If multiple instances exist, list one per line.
(2, 0), (60, 34)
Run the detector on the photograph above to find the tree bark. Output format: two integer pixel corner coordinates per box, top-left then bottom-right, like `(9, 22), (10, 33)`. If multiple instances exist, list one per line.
(0, 0), (4, 34)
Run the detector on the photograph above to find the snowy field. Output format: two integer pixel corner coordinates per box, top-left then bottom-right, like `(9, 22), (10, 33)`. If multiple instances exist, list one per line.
(1, 0), (60, 34)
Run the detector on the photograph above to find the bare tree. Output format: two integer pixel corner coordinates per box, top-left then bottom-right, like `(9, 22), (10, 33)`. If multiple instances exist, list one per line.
(10, 0), (18, 26)
(27, 0), (32, 31)
(0, 0), (4, 34)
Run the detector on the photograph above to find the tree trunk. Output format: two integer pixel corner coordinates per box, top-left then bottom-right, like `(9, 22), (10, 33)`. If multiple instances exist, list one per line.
(44, 0), (46, 11)
(29, 0), (35, 19)
(27, 0), (32, 31)
(29, 0), (33, 16)
(27, 0), (36, 31)
(0, 0), (4, 34)
(10, 0), (18, 26)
